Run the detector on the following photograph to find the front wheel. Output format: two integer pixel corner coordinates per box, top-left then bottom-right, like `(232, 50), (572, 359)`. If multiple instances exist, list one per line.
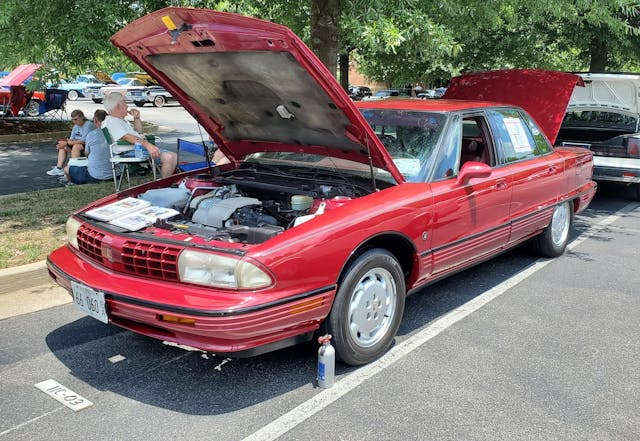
(92, 98), (103, 104)
(533, 201), (573, 257)
(133, 101), (146, 107)
(67, 90), (79, 101)
(326, 249), (405, 366)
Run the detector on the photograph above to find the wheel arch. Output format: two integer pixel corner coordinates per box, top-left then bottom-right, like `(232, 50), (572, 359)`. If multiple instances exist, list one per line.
(336, 232), (417, 288)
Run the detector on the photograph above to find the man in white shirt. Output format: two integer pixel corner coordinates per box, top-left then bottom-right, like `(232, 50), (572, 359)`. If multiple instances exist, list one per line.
(102, 92), (177, 178)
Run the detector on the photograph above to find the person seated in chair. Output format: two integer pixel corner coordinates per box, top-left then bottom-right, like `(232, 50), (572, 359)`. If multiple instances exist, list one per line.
(46, 109), (94, 176)
(62, 110), (114, 185)
(102, 92), (177, 178)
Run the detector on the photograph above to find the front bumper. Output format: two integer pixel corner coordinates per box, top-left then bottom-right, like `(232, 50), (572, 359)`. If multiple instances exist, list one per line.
(47, 246), (335, 356)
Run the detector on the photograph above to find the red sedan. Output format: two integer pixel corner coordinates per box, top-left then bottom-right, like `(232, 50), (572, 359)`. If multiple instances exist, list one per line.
(47, 8), (596, 365)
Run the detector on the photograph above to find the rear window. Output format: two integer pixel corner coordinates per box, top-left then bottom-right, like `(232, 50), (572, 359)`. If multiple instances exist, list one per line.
(563, 110), (639, 131)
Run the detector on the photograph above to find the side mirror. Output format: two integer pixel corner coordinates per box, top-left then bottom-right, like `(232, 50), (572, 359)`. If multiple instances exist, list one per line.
(457, 161), (492, 185)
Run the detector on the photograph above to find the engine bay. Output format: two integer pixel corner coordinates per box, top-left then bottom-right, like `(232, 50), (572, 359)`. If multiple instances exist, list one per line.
(87, 163), (385, 245)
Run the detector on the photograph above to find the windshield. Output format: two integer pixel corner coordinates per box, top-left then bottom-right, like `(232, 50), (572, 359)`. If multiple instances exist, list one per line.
(244, 109), (448, 183)
(361, 109), (448, 181)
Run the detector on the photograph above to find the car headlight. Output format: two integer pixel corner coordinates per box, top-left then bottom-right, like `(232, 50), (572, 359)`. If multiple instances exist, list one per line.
(66, 216), (82, 249)
(178, 249), (272, 289)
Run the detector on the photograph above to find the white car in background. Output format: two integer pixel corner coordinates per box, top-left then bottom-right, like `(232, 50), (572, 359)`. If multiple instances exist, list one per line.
(557, 73), (640, 199)
(86, 77), (148, 103)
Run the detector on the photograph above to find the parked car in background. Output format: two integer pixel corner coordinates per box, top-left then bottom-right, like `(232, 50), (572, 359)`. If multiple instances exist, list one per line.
(53, 74), (105, 101)
(47, 9), (596, 367)
(87, 77), (152, 103)
(0, 64), (45, 116)
(362, 88), (410, 101)
(348, 85), (372, 100)
(127, 85), (177, 107)
(418, 87), (447, 99)
(557, 73), (640, 200)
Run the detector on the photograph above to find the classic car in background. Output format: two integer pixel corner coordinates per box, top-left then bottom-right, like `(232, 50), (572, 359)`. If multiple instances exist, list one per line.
(85, 76), (157, 103)
(127, 85), (177, 107)
(47, 8), (596, 366)
(53, 74), (105, 100)
(557, 73), (640, 200)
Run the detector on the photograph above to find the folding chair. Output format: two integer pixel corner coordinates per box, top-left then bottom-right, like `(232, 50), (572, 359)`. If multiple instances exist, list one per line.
(103, 127), (159, 191)
(176, 138), (212, 172)
(38, 88), (68, 119)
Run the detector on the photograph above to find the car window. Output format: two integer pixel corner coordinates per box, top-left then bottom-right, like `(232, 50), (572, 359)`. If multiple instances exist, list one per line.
(431, 114), (461, 180)
(487, 109), (544, 164)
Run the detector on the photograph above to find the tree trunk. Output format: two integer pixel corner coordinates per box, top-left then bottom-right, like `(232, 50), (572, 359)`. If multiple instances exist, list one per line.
(339, 52), (349, 91)
(310, 0), (340, 77)
(588, 34), (608, 72)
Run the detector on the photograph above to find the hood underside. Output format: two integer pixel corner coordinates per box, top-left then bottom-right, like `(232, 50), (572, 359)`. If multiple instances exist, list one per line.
(568, 72), (640, 116)
(110, 7), (402, 179)
(0, 64), (41, 88)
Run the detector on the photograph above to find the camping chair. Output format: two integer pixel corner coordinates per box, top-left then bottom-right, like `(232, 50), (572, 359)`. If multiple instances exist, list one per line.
(103, 127), (159, 191)
(38, 88), (68, 119)
(176, 138), (212, 172)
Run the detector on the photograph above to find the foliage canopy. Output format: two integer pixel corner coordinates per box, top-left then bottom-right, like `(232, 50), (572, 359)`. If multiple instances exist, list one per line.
(1, 0), (639, 89)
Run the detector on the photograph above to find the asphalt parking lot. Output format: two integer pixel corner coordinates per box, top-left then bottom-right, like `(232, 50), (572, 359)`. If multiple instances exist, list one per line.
(1, 184), (639, 440)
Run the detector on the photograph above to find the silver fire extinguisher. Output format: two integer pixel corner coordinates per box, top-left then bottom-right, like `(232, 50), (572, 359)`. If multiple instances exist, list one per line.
(317, 334), (335, 388)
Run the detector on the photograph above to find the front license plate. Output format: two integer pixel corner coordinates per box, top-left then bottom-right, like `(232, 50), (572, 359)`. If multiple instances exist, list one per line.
(71, 281), (108, 324)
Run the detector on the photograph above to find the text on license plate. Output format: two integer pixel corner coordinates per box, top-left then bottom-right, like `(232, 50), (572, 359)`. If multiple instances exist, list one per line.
(71, 281), (109, 324)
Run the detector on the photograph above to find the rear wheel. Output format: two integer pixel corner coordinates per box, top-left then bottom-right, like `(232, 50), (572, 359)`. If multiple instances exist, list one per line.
(67, 90), (79, 101)
(633, 184), (640, 201)
(134, 101), (146, 107)
(533, 201), (573, 257)
(327, 249), (405, 366)
(92, 98), (102, 104)
(153, 95), (166, 107)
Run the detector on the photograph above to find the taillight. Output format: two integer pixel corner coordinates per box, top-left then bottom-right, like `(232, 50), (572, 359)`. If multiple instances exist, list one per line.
(627, 137), (640, 158)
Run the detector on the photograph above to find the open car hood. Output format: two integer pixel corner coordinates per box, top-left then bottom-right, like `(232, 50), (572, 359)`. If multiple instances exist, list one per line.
(0, 64), (41, 88)
(110, 7), (404, 181)
(444, 69), (584, 145)
(567, 72), (640, 116)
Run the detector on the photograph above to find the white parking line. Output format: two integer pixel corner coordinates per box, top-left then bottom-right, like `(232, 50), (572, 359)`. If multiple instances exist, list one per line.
(242, 202), (638, 441)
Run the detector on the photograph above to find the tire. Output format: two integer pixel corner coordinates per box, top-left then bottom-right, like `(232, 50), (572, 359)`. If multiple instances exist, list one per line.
(25, 99), (40, 117)
(67, 90), (79, 101)
(533, 201), (573, 257)
(134, 101), (146, 107)
(326, 249), (405, 366)
(633, 184), (640, 202)
(92, 98), (103, 104)
(153, 95), (166, 107)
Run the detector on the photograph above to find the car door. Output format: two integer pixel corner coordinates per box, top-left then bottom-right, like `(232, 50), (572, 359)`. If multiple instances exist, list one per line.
(427, 112), (513, 277)
(486, 109), (565, 243)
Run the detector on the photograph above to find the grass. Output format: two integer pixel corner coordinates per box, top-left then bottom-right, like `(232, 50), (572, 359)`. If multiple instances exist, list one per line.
(0, 176), (147, 269)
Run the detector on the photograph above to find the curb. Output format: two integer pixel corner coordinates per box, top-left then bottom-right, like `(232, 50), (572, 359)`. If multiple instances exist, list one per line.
(0, 260), (46, 278)
(0, 131), (70, 144)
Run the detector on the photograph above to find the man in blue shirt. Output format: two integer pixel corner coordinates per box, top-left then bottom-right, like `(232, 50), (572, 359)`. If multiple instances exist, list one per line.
(63, 110), (114, 185)
(46, 109), (94, 176)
